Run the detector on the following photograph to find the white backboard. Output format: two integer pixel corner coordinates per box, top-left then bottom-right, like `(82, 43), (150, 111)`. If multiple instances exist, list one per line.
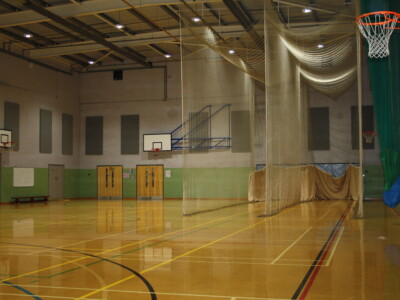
(143, 134), (172, 152)
(0, 129), (12, 148)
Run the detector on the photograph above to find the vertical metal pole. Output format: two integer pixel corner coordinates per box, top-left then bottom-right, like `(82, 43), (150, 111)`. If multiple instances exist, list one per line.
(228, 104), (231, 148)
(164, 66), (168, 101)
(356, 1), (364, 218)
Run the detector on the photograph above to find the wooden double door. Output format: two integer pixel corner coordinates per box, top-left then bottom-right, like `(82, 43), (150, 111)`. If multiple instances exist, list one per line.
(136, 165), (164, 200)
(97, 166), (123, 198)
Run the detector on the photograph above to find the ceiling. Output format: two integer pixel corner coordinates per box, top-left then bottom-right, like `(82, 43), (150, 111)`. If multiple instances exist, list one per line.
(0, 0), (355, 74)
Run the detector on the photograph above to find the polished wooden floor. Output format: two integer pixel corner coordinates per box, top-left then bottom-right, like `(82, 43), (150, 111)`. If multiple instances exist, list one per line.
(0, 199), (399, 300)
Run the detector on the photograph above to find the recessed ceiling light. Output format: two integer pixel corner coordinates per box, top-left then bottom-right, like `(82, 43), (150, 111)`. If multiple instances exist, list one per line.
(229, 49), (235, 54)
(192, 17), (201, 22)
(88, 60), (95, 65)
(317, 44), (324, 49)
(115, 24), (124, 29)
(303, 8), (312, 13)
(24, 33), (33, 38)
(164, 54), (172, 58)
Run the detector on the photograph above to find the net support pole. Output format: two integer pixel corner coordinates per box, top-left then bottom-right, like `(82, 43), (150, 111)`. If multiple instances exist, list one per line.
(356, 1), (364, 218)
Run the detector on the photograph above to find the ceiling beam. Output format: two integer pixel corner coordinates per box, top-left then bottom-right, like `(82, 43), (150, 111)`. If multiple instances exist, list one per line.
(96, 13), (137, 36)
(14, 26), (57, 45)
(126, 9), (160, 31)
(222, 0), (263, 49)
(237, 1), (257, 24)
(99, 50), (125, 63)
(0, 0), (21, 11)
(68, 17), (109, 38)
(40, 22), (84, 42)
(0, 47), (72, 75)
(272, 0), (353, 17)
(0, 28), (43, 47)
(148, 44), (168, 56)
(29, 37), (175, 58)
(61, 54), (88, 67)
(0, 0), (221, 28)
(27, 25), (253, 58)
(204, 3), (228, 26)
(23, 0), (152, 67)
(160, 5), (180, 23)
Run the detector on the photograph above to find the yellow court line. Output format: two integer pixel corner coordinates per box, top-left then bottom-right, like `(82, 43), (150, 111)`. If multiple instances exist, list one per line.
(75, 215), (277, 299)
(1, 209), (255, 282)
(76, 202), (340, 299)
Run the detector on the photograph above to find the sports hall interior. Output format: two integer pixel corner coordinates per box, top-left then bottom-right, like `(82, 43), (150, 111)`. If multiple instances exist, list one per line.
(0, 0), (399, 300)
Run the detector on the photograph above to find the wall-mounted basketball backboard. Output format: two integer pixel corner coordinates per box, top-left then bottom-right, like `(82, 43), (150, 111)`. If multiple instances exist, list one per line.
(0, 129), (12, 148)
(143, 134), (172, 152)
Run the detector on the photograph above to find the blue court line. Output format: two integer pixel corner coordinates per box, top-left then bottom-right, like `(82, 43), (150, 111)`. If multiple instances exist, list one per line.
(1, 280), (42, 300)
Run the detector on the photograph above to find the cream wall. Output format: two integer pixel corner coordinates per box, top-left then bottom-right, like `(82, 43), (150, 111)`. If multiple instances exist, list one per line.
(309, 80), (380, 165)
(0, 52), (80, 169)
(79, 61), (255, 169)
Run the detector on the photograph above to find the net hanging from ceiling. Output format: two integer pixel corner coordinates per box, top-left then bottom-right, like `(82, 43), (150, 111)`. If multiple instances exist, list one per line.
(180, 0), (362, 216)
(180, 7), (256, 215)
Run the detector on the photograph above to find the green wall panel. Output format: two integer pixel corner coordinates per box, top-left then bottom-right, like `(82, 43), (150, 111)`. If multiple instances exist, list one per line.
(0, 167), (253, 202)
(64, 169), (79, 198)
(123, 168), (136, 198)
(78, 169), (98, 198)
(364, 165), (384, 198)
(164, 168), (183, 198)
(182, 167), (253, 199)
(1, 167), (48, 203)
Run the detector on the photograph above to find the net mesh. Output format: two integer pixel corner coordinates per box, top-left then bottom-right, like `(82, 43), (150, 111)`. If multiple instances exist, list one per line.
(356, 12), (399, 58)
(180, 1), (362, 216)
(180, 7), (257, 215)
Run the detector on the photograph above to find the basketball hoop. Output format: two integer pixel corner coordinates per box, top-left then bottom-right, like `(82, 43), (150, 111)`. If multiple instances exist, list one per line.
(362, 131), (377, 143)
(2, 141), (16, 148)
(356, 11), (400, 58)
(151, 148), (160, 156)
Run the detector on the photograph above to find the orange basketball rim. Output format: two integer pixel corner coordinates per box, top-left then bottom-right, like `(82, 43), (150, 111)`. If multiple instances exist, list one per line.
(356, 11), (400, 58)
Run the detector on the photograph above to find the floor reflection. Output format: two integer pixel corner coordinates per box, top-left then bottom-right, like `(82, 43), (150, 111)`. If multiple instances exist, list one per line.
(97, 199), (123, 233)
(136, 200), (164, 233)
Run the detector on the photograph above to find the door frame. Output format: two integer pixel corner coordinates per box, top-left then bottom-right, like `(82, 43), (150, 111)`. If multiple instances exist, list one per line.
(48, 164), (64, 200)
(136, 164), (164, 200)
(97, 165), (123, 199)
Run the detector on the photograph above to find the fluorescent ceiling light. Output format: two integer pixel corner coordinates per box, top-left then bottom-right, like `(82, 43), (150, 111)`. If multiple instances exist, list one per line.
(115, 24), (124, 29)
(164, 54), (172, 58)
(317, 44), (324, 49)
(24, 33), (33, 38)
(229, 49), (235, 54)
(88, 60), (95, 65)
(192, 17), (201, 22)
(303, 8), (312, 13)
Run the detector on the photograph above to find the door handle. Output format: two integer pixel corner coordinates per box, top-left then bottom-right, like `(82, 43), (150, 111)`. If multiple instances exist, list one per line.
(105, 168), (108, 188)
(111, 168), (114, 188)
(145, 168), (148, 187)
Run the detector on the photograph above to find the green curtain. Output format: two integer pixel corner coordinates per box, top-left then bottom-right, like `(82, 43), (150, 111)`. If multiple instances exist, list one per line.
(361, 0), (400, 190)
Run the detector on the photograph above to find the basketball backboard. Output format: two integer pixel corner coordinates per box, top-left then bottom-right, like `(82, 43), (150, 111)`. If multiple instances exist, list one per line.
(143, 134), (172, 152)
(0, 129), (13, 148)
